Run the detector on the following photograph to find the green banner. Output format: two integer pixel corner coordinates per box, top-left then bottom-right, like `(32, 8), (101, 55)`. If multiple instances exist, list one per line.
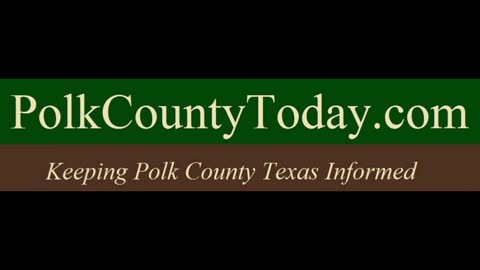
(0, 79), (477, 144)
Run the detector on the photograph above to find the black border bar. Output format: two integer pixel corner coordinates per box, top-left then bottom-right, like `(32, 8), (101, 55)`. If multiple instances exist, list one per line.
(1, 67), (480, 78)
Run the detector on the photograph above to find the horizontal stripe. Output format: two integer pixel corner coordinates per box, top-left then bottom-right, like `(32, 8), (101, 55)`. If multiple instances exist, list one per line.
(1, 79), (479, 144)
(0, 144), (477, 191)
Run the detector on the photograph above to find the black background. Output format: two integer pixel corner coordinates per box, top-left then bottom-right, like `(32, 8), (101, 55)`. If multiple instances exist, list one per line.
(2, 35), (480, 78)
(1, 29), (477, 234)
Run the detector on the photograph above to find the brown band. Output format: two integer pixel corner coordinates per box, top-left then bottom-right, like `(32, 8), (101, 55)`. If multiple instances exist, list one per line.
(1, 145), (477, 191)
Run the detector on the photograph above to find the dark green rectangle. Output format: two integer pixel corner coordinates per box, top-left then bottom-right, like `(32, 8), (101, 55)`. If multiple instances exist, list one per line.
(0, 79), (478, 144)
